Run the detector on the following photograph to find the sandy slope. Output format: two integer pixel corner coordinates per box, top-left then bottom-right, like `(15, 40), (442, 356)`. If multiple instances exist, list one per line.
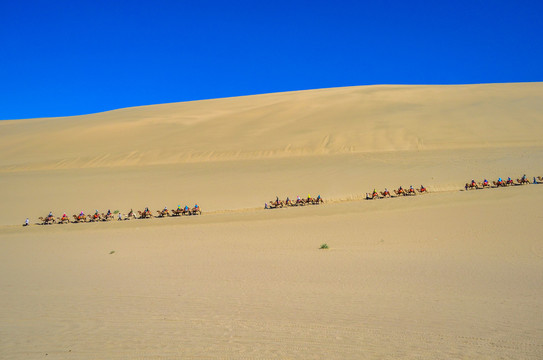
(1, 83), (543, 358)
(1, 186), (542, 359)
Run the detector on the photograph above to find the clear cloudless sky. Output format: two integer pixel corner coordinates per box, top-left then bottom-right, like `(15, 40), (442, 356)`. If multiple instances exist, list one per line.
(1, 0), (542, 119)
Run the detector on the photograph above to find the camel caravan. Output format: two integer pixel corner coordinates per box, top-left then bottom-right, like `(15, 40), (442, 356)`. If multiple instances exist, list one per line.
(464, 174), (538, 190)
(365, 185), (427, 200)
(265, 195), (323, 209)
(23, 173), (542, 226)
(34, 204), (202, 225)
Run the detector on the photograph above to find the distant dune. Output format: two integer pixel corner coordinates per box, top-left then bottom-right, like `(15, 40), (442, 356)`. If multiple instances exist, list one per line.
(1, 82), (542, 172)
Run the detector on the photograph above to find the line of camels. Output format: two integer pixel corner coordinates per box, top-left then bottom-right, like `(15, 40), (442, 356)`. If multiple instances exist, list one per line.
(365, 185), (427, 200)
(35, 205), (201, 225)
(464, 175), (538, 190)
(266, 195), (324, 209)
(28, 175), (543, 226)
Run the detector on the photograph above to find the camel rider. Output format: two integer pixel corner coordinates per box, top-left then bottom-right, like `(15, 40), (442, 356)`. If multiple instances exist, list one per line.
(194, 204), (199, 209)
(107, 209), (111, 216)
(265, 203), (269, 209)
(80, 211), (84, 216)
(24, 218), (29, 226)
(164, 206), (167, 211)
(410, 185), (414, 191)
(373, 189), (378, 197)
(118, 213), (122, 220)
(523, 174), (527, 181)
(317, 195), (321, 200)
(483, 179), (488, 185)
(185, 205), (189, 211)
(48, 211), (53, 218)
(385, 188), (389, 195)
(297, 195), (301, 202)
(63, 213), (67, 219)
(498, 177), (503, 183)
(177, 205), (181, 210)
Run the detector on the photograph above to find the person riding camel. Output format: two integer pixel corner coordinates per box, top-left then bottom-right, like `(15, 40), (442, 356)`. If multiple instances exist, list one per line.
(409, 185), (415, 193)
(483, 179), (488, 185)
(372, 189), (378, 198)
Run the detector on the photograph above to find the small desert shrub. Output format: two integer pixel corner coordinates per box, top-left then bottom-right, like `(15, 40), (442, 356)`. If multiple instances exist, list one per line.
(320, 243), (329, 249)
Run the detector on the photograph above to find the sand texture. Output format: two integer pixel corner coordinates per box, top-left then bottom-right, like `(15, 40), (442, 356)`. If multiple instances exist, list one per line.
(1, 83), (542, 358)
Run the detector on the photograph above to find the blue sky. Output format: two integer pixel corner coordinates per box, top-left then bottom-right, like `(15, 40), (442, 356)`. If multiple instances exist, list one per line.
(1, 1), (542, 120)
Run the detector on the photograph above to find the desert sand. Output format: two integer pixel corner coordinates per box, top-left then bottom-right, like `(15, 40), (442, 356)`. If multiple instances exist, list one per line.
(1, 83), (542, 359)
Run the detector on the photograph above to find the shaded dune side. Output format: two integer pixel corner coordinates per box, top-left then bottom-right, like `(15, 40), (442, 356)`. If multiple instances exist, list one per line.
(1, 83), (542, 172)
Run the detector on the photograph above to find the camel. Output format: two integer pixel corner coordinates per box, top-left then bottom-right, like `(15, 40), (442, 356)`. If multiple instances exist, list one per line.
(138, 209), (153, 219)
(56, 216), (70, 224)
(394, 187), (406, 196)
(538, 176), (543, 183)
(285, 198), (295, 207)
(124, 209), (136, 220)
(88, 213), (102, 222)
(479, 180), (491, 189)
(310, 195), (324, 204)
(517, 177), (530, 185)
(416, 186), (428, 193)
(190, 206), (202, 215)
(465, 182), (479, 190)
(171, 208), (183, 216)
(380, 190), (392, 198)
(102, 212), (114, 221)
(406, 187), (417, 196)
(72, 214), (87, 223)
(294, 198), (306, 206)
(493, 180), (506, 187)
(156, 209), (170, 217)
(366, 192), (379, 200)
(38, 216), (56, 225)
(269, 200), (284, 208)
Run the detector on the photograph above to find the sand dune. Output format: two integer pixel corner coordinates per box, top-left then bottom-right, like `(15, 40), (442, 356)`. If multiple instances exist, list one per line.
(1, 82), (542, 172)
(1, 83), (542, 226)
(1, 83), (543, 358)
